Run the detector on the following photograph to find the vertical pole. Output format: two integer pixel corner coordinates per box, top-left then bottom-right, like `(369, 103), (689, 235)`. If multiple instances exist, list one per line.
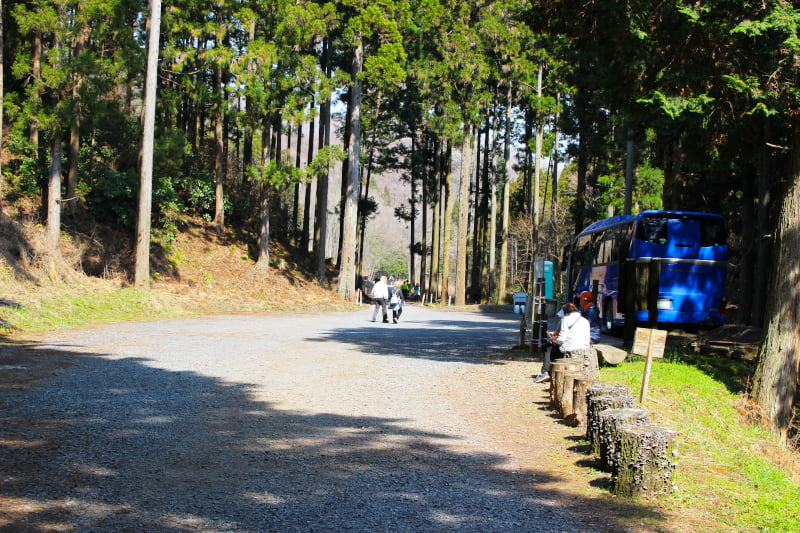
(640, 330), (656, 403)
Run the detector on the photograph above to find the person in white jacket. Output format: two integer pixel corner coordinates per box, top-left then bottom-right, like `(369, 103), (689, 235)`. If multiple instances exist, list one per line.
(371, 275), (390, 323)
(534, 302), (592, 384)
(556, 302), (592, 354)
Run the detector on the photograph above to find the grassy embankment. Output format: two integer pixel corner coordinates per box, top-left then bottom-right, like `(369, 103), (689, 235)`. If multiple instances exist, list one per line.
(599, 351), (799, 532)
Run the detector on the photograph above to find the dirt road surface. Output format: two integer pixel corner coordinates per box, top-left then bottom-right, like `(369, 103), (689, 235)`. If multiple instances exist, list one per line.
(0, 306), (664, 532)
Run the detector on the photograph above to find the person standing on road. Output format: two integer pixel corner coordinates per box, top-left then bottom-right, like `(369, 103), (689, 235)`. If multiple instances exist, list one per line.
(579, 291), (602, 344)
(388, 279), (405, 323)
(371, 275), (390, 323)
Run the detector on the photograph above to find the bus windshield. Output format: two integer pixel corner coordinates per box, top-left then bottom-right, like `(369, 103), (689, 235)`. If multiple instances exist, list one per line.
(632, 214), (726, 261)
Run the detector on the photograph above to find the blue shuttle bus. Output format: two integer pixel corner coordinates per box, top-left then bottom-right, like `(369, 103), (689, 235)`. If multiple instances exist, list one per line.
(566, 210), (727, 331)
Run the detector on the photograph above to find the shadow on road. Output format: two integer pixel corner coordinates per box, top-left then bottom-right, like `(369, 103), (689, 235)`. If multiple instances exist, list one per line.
(307, 311), (527, 365)
(0, 340), (665, 532)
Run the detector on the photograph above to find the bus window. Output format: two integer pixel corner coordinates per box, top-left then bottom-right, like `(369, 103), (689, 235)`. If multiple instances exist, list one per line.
(637, 217), (667, 244)
(700, 219), (726, 246)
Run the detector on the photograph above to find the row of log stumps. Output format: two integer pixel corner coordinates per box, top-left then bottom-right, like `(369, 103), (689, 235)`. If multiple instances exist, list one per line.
(547, 355), (679, 498)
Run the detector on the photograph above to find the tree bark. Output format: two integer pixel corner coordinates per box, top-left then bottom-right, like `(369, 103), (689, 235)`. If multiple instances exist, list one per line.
(442, 145), (454, 302)
(455, 123), (474, 306)
(753, 119), (773, 327)
(613, 424), (678, 498)
(315, 41), (331, 285)
(429, 140), (442, 300)
(498, 83), (513, 303)
(0, 0), (4, 216)
(598, 407), (649, 473)
(302, 101), (316, 254)
(212, 61), (225, 230)
(337, 39), (363, 300)
(751, 118), (800, 438)
(134, 0), (161, 289)
(46, 131), (64, 274)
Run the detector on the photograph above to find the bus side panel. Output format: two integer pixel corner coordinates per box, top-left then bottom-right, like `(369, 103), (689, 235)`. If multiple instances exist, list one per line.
(631, 262), (726, 326)
(572, 263), (622, 326)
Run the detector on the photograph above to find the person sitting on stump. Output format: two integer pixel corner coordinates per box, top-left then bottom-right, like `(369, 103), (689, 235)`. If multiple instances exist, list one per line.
(534, 302), (591, 384)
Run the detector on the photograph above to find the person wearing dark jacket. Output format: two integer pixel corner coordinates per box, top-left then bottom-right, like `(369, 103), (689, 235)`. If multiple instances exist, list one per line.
(388, 279), (405, 323)
(579, 291), (602, 344)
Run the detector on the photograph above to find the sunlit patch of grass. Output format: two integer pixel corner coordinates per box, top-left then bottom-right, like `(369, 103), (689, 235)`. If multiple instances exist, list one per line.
(0, 280), (186, 336)
(602, 355), (800, 532)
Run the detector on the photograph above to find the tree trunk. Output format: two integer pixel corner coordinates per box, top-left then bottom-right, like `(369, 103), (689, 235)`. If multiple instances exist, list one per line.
(46, 131), (64, 274)
(533, 62), (544, 229)
(470, 127), (482, 300)
(302, 101), (316, 254)
(134, 0), (161, 289)
(753, 119), (773, 327)
(429, 141), (442, 300)
(291, 123), (302, 247)
(66, 109), (81, 214)
(336, 90), (352, 271)
(254, 191), (270, 274)
(739, 164), (756, 325)
(315, 49), (331, 285)
(550, 92), (560, 216)
(420, 140), (428, 292)
(455, 123), (473, 306)
(409, 134), (417, 285)
(442, 145), (454, 302)
(0, 0), (4, 216)
(337, 40), (363, 300)
(212, 62), (225, 230)
(498, 84), (513, 303)
(751, 119), (800, 438)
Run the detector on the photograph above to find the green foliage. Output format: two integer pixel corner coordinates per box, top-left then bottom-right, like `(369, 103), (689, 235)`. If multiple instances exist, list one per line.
(1, 137), (44, 200)
(375, 247), (409, 279)
(596, 164), (663, 216)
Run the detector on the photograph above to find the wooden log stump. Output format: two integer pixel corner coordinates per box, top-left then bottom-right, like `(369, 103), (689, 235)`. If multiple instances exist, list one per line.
(597, 407), (649, 472)
(557, 371), (583, 419)
(586, 385), (635, 456)
(584, 383), (632, 434)
(570, 378), (603, 428)
(594, 344), (628, 365)
(549, 359), (581, 407)
(580, 348), (601, 380)
(613, 424), (678, 498)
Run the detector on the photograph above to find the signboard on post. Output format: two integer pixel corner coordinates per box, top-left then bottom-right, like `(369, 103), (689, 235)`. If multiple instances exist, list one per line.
(633, 328), (667, 359)
(633, 327), (668, 403)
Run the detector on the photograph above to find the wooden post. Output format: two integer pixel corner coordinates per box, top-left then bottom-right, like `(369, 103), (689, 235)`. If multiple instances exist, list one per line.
(557, 371), (582, 419)
(571, 378), (603, 428)
(549, 359), (581, 407)
(613, 424), (678, 498)
(633, 328), (667, 403)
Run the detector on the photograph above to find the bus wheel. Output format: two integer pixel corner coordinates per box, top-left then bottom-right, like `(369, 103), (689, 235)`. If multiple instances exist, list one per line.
(602, 299), (614, 333)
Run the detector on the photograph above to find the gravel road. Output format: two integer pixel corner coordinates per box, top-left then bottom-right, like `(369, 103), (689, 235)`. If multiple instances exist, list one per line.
(0, 305), (638, 532)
